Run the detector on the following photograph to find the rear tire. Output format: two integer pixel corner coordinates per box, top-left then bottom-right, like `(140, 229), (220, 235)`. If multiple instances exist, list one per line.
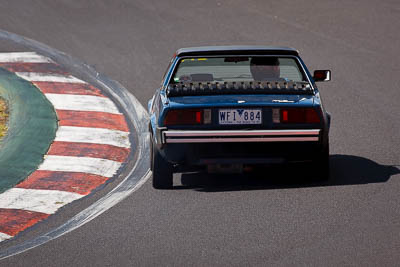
(152, 140), (173, 189)
(312, 142), (330, 181)
(149, 134), (154, 171)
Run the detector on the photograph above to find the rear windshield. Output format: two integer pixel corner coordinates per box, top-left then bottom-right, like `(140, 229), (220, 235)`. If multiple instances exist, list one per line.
(171, 56), (307, 83)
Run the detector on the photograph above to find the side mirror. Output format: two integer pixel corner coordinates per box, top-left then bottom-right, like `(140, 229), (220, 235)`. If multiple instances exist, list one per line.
(313, 70), (331, 82)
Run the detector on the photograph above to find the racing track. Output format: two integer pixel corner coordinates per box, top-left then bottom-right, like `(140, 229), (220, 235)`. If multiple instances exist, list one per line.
(1, 0), (400, 265)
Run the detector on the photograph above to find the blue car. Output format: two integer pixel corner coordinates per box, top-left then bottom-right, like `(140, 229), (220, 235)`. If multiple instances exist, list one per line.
(148, 46), (331, 189)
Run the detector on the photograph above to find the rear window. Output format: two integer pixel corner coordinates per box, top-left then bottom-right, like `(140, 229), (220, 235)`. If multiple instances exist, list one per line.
(171, 56), (307, 83)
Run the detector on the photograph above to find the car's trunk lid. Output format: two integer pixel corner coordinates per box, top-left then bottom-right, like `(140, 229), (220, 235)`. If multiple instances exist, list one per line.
(165, 94), (317, 130)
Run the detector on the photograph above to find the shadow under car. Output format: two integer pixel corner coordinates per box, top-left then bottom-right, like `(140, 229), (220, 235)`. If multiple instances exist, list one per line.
(174, 154), (400, 192)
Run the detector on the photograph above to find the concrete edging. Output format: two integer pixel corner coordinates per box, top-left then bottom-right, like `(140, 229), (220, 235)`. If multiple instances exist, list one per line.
(0, 30), (150, 258)
(0, 68), (57, 193)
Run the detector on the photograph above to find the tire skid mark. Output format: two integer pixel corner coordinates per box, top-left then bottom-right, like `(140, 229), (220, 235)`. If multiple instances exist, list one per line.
(57, 110), (129, 132)
(15, 72), (86, 84)
(44, 94), (121, 114)
(54, 126), (130, 148)
(48, 142), (130, 162)
(38, 155), (122, 178)
(0, 63), (67, 75)
(16, 171), (109, 195)
(0, 209), (49, 237)
(0, 188), (83, 214)
(32, 81), (106, 97)
(0, 52), (52, 63)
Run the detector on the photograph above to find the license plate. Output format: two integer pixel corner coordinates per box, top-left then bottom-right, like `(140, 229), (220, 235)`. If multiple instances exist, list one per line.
(219, 109), (262, 125)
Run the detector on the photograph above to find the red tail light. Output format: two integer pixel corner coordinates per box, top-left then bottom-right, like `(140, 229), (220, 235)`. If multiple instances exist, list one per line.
(164, 109), (203, 125)
(280, 108), (320, 124)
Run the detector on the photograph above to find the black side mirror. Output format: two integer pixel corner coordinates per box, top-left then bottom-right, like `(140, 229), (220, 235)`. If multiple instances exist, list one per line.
(313, 70), (331, 82)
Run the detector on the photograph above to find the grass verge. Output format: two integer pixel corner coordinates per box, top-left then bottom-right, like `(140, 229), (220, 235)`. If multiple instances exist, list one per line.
(0, 97), (8, 138)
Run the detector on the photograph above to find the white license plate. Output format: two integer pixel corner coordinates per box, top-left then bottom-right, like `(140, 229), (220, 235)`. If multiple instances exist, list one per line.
(219, 109), (262, 125)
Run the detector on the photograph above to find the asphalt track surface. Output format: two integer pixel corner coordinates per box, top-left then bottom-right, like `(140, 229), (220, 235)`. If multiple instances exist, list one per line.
(0, 0), (400, 265)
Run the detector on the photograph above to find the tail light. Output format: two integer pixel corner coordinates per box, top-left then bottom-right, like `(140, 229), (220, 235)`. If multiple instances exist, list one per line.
(164, 109), (211, 126)
(279, 108), (321, 124)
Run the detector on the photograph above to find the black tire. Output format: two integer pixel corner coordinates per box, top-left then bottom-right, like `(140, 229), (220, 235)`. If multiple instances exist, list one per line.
(149, 134), (153, 171)
(311, 143), (330, 181)
(152, 140), (173, 189)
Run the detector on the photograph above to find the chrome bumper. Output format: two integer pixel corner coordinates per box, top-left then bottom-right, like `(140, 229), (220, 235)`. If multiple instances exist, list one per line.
(162, 129), (320, 144)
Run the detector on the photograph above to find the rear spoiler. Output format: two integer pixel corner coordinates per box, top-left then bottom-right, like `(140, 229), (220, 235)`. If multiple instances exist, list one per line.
(167, 81), (313, 97)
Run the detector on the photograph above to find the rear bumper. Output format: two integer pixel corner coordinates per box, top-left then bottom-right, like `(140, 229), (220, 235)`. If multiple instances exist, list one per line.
(162, 129), (320, 144)
(155, 128), (325, 167)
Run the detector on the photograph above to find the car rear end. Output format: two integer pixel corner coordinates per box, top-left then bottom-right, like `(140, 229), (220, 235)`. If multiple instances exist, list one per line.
(158, 93), (327, 170)
(150, 47), (330, 188)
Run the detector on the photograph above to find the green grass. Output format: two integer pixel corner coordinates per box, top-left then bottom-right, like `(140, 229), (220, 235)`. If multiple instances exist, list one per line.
(0, 98), (8, 138)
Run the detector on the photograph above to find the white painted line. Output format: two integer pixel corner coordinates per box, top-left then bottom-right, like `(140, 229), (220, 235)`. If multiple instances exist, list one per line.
(0, 232), (12, 242)
(15, 72), (86, 84)
(0, 188), (83, 214)
(38, 155), (122, 178)
(44, 94), (121, 114)
(55, 126), (130, 148)
(0, 52), (53, 63)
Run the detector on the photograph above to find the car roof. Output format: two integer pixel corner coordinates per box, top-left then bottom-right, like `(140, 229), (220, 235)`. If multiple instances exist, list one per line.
(176, 46), (299, 57)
